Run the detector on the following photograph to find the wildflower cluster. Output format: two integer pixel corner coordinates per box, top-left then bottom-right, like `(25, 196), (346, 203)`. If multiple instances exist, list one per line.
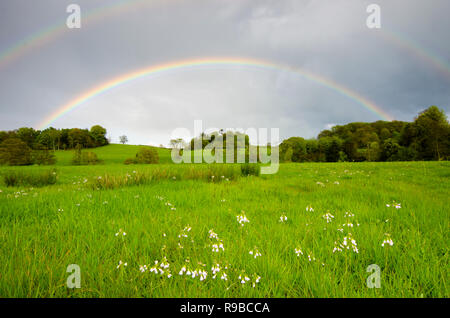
(178, 226), (191, 238)
(249, 247), (262, 259)
(307, 251), (316, 262)
(236, 211), (250, 226)
(116, 260), (127, 269)
(279, 214), (288, 223)
(238, 272), (261, 288)
(381, 233), (394, 247)
(333, 233), (359, 254)
(115, 228), (127, 237)
(211, 263), (228, 280)
(294, 247), (303, 256)
(165, 201), (176, 211)
(341, 211), (360, 228)
(322, 212), (334, 223)
(386, 201), (401, 209)
(180, 263), (208, 281)
(147, 257), (172, 278)
(209, 229), (224, 252)
(238, 273), (250, 284)
(212, 242), (225, 252)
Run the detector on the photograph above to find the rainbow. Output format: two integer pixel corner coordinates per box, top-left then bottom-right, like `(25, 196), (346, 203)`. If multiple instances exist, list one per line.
(379, 30), (450, 80)
(37, 57), (393, 129)
(0, 0), (158, 70)
(1, 0), (449, 82)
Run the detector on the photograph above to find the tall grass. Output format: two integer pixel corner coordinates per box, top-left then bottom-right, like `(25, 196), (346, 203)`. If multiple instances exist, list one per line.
(2, 168), (57, 187)
(91, 164), (243, 189)
(240, 163), (260, 176)
(0, 161), (448, 297)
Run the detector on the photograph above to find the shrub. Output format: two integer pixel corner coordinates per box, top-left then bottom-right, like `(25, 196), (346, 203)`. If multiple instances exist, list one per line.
(0, 138), (32, 166)
(124, 158), (137, 165)
(3, 169), (57, 187)
(81, 151), (100, 165)
(240, 163), (260, 176)
(135, 147), (159, 164)
(32, 146), (57, 165)
(72, 145), (101, 165)
(71, 144), (83, 165)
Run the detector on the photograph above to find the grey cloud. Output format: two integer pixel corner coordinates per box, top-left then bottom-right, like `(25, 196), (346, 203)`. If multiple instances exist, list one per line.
(0, 0), (448, 145)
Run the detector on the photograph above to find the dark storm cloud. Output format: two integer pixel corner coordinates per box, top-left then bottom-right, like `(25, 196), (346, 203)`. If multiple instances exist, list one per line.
(0, 0), (449, 145)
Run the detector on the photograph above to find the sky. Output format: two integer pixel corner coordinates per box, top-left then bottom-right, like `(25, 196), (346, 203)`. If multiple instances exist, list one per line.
(0, 0), (449, 146)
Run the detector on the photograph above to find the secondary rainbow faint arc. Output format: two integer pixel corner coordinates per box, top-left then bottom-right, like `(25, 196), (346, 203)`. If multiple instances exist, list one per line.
(37, 57), (393, 129)
(1, 0), (448, 81)
(0, 0), (156, 70)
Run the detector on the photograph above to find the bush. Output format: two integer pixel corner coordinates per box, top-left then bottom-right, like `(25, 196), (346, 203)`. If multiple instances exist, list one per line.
(81, 151), (100, 165)
(72, 145), (101, 165)
(240, 163), (260, 176)
(124, 158), (137, 165)
(3, 168), (57, 187)
(135, 147), (159, 164)
(32, 147), (57, 165)
(0, 138), (32, 166)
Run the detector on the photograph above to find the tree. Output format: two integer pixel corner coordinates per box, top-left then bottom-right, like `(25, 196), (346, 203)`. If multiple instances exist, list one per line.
(119, 135), (128, 144)
(380, 138), (400, 161)
(413, 106), (450, 160)
(37, 127), (61, 150)
(0, 138), (33, 165)
(279, 137), (307, 162)
(283, 147), (293, 162)
(32, 144), (57, 165)
(90, 125), (108, 147)
(68, 128), (94, 149)
(16, 127), (39, 149)
(319, 136), (342, 162)
(366, 141), (381, 162)
(170, 138), (185, 150)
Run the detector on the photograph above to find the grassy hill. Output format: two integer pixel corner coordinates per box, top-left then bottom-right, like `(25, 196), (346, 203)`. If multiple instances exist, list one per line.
(53, 144), (269, 166)
(54, 144), (173, 165)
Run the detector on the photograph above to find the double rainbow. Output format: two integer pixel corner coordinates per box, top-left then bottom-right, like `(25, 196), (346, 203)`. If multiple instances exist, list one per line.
(5, 1), (448, 127)
(37, 56), (393, 129)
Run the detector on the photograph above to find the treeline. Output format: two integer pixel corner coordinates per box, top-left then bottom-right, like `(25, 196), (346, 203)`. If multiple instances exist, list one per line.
(0, 106), (448, 166)
(280, 106), (450, 162)
(0, 125), (109, 166)
(172, 131), (262, 163)
(0, 125), (109, 151)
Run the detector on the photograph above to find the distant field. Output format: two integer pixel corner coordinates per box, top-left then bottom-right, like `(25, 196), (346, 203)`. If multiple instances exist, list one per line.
(53, 144), (173, 165)
(0, 148), (448, 297)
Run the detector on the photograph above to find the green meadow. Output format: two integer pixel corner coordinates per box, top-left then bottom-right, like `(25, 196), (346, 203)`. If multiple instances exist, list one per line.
(0, 145), (448, 297)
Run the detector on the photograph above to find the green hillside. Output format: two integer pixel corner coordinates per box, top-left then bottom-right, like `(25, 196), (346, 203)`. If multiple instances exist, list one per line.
(54, 144), (173, 165)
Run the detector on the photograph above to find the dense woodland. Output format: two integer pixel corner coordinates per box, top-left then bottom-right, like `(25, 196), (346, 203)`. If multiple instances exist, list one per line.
(0, 125), (109, 151)
(0, 106), (448, 166)
(0, 125), (108, 165)
(279, 106), (449, 162)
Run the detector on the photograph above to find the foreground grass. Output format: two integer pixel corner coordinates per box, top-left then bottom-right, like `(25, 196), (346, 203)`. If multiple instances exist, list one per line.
(0, 161), (448, 297)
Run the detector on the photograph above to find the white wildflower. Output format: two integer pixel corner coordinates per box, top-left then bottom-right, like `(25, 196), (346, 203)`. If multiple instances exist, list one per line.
(381, 233), (394, 247)
(236, 212), (250, 226)
(322, 212), (335, 223)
